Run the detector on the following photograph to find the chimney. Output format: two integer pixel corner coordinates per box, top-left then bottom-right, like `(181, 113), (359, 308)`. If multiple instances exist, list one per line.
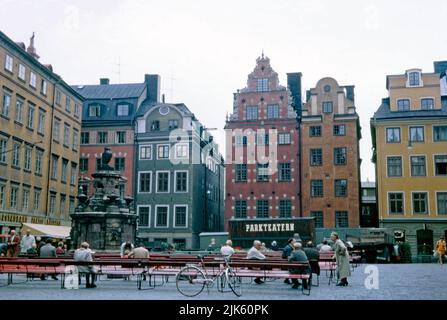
(345, 85), (355, 102)
(144, 74), (161, 103)
(26, 32), (40, 60)
(287, 72), (303, 118)
(100, 78), (110, 85)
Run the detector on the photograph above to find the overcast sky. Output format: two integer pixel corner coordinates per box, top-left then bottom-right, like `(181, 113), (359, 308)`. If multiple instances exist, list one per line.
(2, 0), (446, 181)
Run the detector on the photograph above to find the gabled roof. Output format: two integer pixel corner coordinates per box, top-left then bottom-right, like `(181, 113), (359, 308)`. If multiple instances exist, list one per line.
(72, 83), (146, 100)
(372, 97), (447, 121)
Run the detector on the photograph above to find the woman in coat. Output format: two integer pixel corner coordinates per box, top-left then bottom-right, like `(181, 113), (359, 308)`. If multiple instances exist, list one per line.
(330, 232), (351, 286)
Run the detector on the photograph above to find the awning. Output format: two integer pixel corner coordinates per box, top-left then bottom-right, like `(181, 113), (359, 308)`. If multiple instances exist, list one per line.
(21, 223), (71, 239)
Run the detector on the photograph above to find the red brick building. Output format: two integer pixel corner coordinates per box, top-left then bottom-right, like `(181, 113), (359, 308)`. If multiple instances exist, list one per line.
(224, 55), (301, 229)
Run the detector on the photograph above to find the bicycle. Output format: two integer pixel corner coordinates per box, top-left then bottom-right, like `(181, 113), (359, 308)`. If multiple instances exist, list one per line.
(175, 254), (242, 297)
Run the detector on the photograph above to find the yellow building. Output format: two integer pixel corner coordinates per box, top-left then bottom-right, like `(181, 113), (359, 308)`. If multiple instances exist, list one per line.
(371, 62), (447, 258)
(0, 31), (83, 233)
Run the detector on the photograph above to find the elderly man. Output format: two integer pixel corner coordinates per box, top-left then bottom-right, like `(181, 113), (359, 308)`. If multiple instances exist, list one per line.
(39, 238), (58, 280)
(288, 242), (311, 290)
(6, 230), (20, 257)
(246, 240), (266, 284)
(74, 242), (97, 288)
(282, 238), (296, 284)
(20, 230), (36, 255)
(330, 232), (351, 286)
(220, 240), (235, 257)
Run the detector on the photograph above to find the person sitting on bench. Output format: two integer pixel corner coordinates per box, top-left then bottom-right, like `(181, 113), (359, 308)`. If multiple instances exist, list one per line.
(246, 240), (266, 284)
(282, 238), (296, 284)
(74, 242), (97, 288)
(288, 242), (310, 290)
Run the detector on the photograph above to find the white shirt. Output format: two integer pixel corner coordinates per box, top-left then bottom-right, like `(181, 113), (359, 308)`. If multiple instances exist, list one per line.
(220, 245), (235, 257)
(246, 246), (266, 260)
(319, 244), (332, 253)
(20, 235), (36, 253)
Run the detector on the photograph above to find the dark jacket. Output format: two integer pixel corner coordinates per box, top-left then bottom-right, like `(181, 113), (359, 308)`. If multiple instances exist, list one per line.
(303, 247), (320, 275)
(288, 249), (310, 274)
(282, 244), (294, 259)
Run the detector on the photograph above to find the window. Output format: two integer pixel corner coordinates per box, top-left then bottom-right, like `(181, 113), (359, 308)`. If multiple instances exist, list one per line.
(257, 78), (268, 92)
(335, 211), (349, 228)
(114, 157), (125, 171)
(61, 159), (68, 183)
(70, 163), (77, 185)
(256, 133), (269, 146)
(41, 79), (47, 95)
(267, 104), (279, 119)
(35, 150), (43, 175)
(435, 155), (447, 175)
(49, 193), (56, 216)
(140, 146), (152, 160)
(409, 127), (424, 142)
(33, 189), (41, 214)
(5, 54), (13, 72)
(80, 158), (89, 172)
(235, 135), (248, 146)
(63, 123), (70, 146)
(60, 195), (66, 217)
(433, 126), (447, 142)
(53, 119), (60, 142)
(334, 147), (347, 165)
(0, 184), (5, 209)
(0, 139), (7, 163)
(175, 144), (188, 158)
(310, 149), (322, 166)
(235, 164), (247, 182)
(408, 72), (420, 86)
(138, 206), (150, 227)
(24, 146), (32, 171)
(279, 163), (291, 181)
(73, 129), (79, 151)
(246, 106), (258, 120)
(279, 200), (292, 218)
(421, 98), (434, 110)
(51, 155), (58, 180)
(37, 111), (45, 135)
(168, 120), (179, 130)
(12, 143), (20, 167)
(15, 98), (24, 123)
(74, 104), (80, 118)
(310, 126), (321, 137)
(311, 211), (324, 228)
(157, 145), (170, 159)
(18, 64), (26, 80)
(175, 171), (188, 192)
(335, 179), (348, 197)
(2, 91), (11, 117)
(10, 186), (18, 209)
(30, 72), (37, 88)
(65, 96), (71, 112)
(437, 193), (447, 215)
(81, 132), (89, 144)
(69, 197), (75, 215)
(27, 104), (35, 129)
(311, 180), (323, 197)
(257, 163), (269, 182)
(98, 132), (108, 144)
(156, 172), (170, 193)
(278, 133), (291, 145)
(397, 99), (410, 111)
(117, 104), (129, 116)
(257, 200), (269, 218)
(139, 172), (152, 193)
(389, 193), (404, 214)
(89, 104), (101, 117)
(18, 187), (26, 210)
(333, 125), (346, 136)
(55, 91), (61, 105)
(411, 156), (426, 176)
(386, 128), (401, 143)
(174, 206), (187, 227)
(155, 206), (168, 227)
(235, 200), (247, 218)
(322, 101), (333, 113)
(116, 131), (126, 144)
(413, 192), (428, 214)
(151, 121), (160, 131)
(387, 156), (402, 177)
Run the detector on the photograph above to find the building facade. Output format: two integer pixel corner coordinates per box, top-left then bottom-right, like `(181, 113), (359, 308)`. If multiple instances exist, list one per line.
(0, 31), (83, 232)
(301, 78), (361, 228)
(224, 55), (301, 229)
(360, 181), (378, 227)
(371, 62), (447, 256)
(135, 102), (224, 250)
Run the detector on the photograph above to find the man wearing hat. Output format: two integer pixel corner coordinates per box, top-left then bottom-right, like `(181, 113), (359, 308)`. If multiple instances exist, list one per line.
(330, 232), (351, 286)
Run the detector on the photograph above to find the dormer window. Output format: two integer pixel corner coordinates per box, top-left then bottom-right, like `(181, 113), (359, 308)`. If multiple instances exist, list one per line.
(397, 99), (410, 111)
(257, 78), (268, 92)
(151, 120), (160, 131)
(406, 70), (422, 87)
(117, 104), (129, 116)
(168, 120), (178, 130)
(421, 98), (434, 110)
(89, 104), (101, 117)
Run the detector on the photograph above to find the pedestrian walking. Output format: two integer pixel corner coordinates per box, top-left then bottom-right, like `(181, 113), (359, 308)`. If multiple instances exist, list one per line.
(435, 236), (446, 265)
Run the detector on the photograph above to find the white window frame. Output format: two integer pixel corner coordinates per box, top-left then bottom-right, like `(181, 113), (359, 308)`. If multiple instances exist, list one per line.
(157, 144), (170, 160)
(137, 205), (151, 228)
(33, 189), (41, 214)
(30, 72), (37, 88)
(24, 146), (32, 171)
(139, 145), (152, 160)
(117, 104), (129, 116)
(174, 170), (189, 193)
(411, 191), (429, 215)
(35, 149), (43, 175)
(156, 170), (170, 193)
(2, 91), (11, 117)
(5, 54), (13, 72)
(175, 143), (189, 159)
(409, 154), (427, 177)
(53, 119), (60, 142)
(387, 191), (405, 215)
(10, 186), (19, 209)
(278, 133), (291, 145)
(18, 64), (26, 81)
(41, 79), (48, 95)
(0, 138), (7, 163)
(385, 127), (401, 143)
(137, 171), (152, 194)
(386, 155), (403, 178)
(173, 205), (188, 228)
(409, 125), (425, 143)
(63, 123), (70, 147)
(420, 97), (435, 110)
(115, 131), (126, 144)
(435, 191), (447, 216)
(15, 97), (24, 123)
(37, 110), (45, 135)
(0, 183), (5, 209)
(433, 154), (447, 176)
(154, 205), (169, 228)
(27, 104), (35, 129)
(73, 129), (79, 151)
(396, 98), (411, 111)
(406, 70), (423, 87)
(74, 103), (81, 118)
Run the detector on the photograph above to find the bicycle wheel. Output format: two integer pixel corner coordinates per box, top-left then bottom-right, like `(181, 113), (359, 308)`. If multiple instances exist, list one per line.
(226, 268), (242, 297)
(176, 266), (206, 297)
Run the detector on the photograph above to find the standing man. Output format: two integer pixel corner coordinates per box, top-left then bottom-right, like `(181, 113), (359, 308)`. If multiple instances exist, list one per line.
(246, 240), (266, 284)
(6, 230), (20, 257)
(20, 230), (36, 255)
(435, 236), (446, 265)
(282, 238), (295, 284)
(330, 232), (351, 286)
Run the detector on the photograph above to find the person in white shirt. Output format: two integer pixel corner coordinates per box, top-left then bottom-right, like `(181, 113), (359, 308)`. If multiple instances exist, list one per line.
(20, 230), (36, 254)
(220, 240), (235, 257)
(319, 240), (332, 253)
(246, 240), (266, 284)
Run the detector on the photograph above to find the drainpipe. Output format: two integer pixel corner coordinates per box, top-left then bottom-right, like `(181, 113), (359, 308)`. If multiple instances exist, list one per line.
(45, 81), (57, 219)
